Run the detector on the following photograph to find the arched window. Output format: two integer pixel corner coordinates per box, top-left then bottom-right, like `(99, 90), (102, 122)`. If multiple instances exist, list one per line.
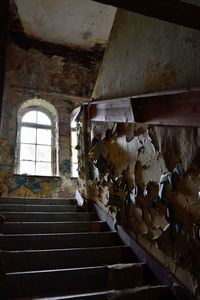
(16, 103), (58, 176)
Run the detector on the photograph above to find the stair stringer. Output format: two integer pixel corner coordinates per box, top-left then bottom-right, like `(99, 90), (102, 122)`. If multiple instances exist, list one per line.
(93, 202), (196, 300)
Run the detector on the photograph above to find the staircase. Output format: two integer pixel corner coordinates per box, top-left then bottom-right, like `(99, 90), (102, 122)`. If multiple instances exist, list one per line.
(0, 197), (177, 299)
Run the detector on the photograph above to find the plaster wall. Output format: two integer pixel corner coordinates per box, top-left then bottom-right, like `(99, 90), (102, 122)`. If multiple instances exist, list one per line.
(81, 9), (200, 296)
(15, 0), (116, 49)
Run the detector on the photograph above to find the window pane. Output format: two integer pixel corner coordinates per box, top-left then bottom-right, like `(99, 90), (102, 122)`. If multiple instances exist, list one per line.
(71, 119), (76, 128)
(37, 111), (51, 125)
(72, 148), (78, 163)
(36, 145), (51, 162)
(21, 127), (36, 144)
(36, 162), (51, 176)
(20, 161), (35, 175)
(22, 111), (37, 123)
(72, 163), (78, 177)
(37, 128), (52, 145)
(71, 131), (77, 147)
(20, 144), (35, 161)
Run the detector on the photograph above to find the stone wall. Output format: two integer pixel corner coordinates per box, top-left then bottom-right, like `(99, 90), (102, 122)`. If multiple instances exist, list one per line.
(0, 36), (101, 198)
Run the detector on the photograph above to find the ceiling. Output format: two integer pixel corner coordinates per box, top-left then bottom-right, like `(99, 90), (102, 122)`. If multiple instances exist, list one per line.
(15, 0), (116, 49)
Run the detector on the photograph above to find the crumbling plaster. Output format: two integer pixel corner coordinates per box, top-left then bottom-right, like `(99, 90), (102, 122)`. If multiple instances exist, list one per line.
(78, 9), (200, 296)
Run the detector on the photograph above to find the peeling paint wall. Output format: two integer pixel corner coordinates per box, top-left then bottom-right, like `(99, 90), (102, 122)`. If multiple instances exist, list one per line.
(0, 34), (100, 197)
(83, 122), (200, 295)
(79, 9), (200, 296)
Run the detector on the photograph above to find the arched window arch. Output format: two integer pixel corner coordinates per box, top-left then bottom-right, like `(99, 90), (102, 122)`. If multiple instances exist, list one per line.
(16, 100), (59, 176)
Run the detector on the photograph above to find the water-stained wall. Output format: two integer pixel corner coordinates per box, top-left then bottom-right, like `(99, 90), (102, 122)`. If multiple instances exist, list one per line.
(79, 9), (200, 296)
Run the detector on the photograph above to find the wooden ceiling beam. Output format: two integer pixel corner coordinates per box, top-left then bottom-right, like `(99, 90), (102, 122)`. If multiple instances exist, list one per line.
(93, 0), (200, 31)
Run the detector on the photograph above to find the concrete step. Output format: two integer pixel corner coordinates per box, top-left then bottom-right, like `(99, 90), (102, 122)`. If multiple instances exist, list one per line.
(0, 204), (88, 212)
(0, 232), (123, 250)
(49, 286), (175, 300)
(36, 291), (109, 300)
(0, 263), (146, 299)
(4, 246), (136, 272)
(104, 285), (176, 300)
(1, 221), (109, 234)
(13, 285), (175, 300)
(0, 211), (97, 222)
(0, 197), (76, 205)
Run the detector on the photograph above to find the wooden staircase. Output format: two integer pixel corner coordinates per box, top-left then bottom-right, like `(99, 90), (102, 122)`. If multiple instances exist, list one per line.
(0, 197), (177, 299)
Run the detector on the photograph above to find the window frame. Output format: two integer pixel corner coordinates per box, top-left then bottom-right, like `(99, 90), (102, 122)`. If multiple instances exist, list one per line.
(16, 106), (57, 176)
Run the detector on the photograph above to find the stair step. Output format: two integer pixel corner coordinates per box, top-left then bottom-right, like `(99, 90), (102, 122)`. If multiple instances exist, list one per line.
(0, 232), (123, 250)
(0, 266), (107, 299)
(0, 204), (87, 212)
(106, 285), (176, 300)
(33, 290), (109, 300)
(0, 263), (145, 299)
(0, 211), (97, 222)
(4, 246), (136, 272)
(1, 221), (109, 234)
(0, 196), (175, 300)
(18, 285), (175, 300)
(0, 197), (76, 205)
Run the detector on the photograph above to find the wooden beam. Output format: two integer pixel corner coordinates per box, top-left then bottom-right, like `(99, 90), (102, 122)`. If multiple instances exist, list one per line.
(0, 0), (9, 121)
(89, 89), (200, 127)
(131, 90), (200, 126)
(93, 0), (200, 31)
(88, 97), (134, 123)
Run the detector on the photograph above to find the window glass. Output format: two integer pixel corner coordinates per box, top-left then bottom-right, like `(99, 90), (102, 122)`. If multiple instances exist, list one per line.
(21, 111), (37, 123)
(36, 145), (51, 162)
(72, 149), (78, 163)
(37, 128), (51, 145)
(20, 161), (35, 175)
(72, 163), (78, 177)
(71, 119), (77, 128)
(71, 126), (78, 177)
(71, 131), (77, 147)
(20, 144), (35, 161)
(37, 111), (51, 125)
(21, 127), (36, 144)
(36, 162), (51, 176)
